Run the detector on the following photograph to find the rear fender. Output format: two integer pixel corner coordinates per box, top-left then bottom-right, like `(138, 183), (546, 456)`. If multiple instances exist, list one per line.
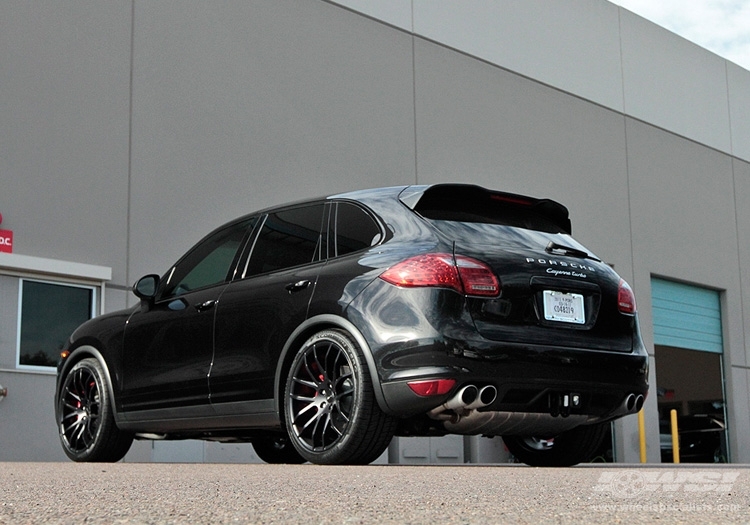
(274, 314), (389, 417)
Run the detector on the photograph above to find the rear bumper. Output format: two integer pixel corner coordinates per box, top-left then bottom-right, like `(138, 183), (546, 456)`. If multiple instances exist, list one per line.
(377, 339), (648, 421)
(346, 281), (649, 425)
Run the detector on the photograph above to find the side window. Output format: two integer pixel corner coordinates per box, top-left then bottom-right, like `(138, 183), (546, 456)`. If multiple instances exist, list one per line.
(333, 202), (382, 257)
(244, 204), (325, 277)
(18, 279), (95, 368)
(162, 218), (255, 297)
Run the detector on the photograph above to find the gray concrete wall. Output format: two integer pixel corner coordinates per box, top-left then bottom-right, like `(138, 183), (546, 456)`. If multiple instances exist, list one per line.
(0, 370), (67, 461)
(333, 0), (750, 161)
(127, 0), (417, 286)
(1, 0), (749, 463)
(0, 1), (132, 283)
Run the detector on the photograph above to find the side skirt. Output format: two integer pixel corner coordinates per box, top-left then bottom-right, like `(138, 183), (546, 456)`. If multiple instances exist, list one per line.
(116, 399), (279, 433)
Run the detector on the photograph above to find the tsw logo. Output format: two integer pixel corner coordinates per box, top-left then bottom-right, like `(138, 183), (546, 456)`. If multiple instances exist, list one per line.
(593, 470), (741, 499)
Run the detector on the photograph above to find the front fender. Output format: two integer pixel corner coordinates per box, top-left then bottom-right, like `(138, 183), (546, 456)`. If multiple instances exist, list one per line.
(56, 345), (122, 424)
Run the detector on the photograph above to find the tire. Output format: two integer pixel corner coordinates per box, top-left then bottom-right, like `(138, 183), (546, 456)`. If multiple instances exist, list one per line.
(252, 434), (306, 464)
(284, 329), (396, 465)
(57, 358), (133, 462)
(503, 422), (609, 467)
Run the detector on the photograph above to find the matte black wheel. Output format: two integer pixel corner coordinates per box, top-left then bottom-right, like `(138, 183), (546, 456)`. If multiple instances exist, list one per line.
(252, 435), (306, 464)
(284, 329), (396, 465)
(57, 358), (133, 462)
(503, 422), (609, 467)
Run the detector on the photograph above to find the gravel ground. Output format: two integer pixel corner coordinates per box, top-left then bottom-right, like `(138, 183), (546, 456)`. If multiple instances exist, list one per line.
(1, 462), (748, 524)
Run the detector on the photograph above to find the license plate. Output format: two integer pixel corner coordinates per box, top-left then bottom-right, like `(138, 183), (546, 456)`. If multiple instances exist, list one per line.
(543, 291), (585, 324)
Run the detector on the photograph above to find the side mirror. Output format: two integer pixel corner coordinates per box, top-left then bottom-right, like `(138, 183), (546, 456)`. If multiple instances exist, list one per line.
(133, 274), (160, 301)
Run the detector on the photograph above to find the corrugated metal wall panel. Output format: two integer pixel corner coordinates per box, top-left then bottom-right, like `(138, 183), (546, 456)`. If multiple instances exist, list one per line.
(651, 278), (723, 353)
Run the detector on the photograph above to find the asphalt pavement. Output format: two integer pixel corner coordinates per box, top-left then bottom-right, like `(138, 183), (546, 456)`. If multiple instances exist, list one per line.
(1, 462), (748, 524)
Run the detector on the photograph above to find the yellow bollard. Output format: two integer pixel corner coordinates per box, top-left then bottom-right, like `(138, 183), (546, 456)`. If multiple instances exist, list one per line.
(638, 409), (647, 463)
(670, 409), (680, 464)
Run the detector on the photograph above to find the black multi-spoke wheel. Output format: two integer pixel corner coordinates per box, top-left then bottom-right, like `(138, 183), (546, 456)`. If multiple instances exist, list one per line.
(503, 422), (609, 467)
(284, 329), (396, 465)
(252, 434), (306, 464)
(57, 358), (133, 462)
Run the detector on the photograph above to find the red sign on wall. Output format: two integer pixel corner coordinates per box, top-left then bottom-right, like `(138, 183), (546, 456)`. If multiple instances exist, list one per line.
(0, 229), (13, 253)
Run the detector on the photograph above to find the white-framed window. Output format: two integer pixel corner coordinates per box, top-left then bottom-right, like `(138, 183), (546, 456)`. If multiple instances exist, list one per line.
(16, 278), (97, 370)
(0, 252), (111, 373)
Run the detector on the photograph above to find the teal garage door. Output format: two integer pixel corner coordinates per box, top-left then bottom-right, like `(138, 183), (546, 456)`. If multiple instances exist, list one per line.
(651, 278), (723, 353)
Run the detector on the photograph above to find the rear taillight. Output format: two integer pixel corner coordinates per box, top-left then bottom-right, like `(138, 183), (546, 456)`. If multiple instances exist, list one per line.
(455, 256), (500, 296)
(380, 253), (460, 290)
(379, 253), (500, 297)
(618, 279), (637, 314)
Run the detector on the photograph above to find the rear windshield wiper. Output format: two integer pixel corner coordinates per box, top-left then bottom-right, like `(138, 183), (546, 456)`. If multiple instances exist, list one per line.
(546, 241), (601, 262)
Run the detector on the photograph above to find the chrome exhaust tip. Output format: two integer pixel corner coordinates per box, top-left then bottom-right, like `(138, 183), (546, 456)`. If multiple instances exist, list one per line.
(465, 385), (498, 410)
(624, 393), (636, 412)
(440, 384), (479, 412)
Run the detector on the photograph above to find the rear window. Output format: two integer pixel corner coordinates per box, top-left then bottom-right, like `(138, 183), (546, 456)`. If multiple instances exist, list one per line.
(413, 185), (570, 234)
(333, 202), (382, 256)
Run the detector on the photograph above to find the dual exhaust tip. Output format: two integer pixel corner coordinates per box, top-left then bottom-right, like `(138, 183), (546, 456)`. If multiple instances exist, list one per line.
(623, 392), (645, 413)
(429, 384), (498, 420)
(446, 384), (498, 411)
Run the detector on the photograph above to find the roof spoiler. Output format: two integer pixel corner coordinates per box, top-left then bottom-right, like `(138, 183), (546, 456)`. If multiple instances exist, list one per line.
(398, 184), (572, 234)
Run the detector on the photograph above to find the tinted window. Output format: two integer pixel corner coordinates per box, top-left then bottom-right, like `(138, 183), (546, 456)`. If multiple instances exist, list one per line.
(333, 202), (381, 257)
(163, 218), (254, 297)
(244, 204), (325, 277)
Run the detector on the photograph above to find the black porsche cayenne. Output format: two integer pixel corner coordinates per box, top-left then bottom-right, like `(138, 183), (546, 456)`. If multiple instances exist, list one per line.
(55, 184), (648, 466)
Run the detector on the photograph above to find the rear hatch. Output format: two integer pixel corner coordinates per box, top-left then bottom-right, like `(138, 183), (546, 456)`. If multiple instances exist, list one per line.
(406, 184), (635, 352)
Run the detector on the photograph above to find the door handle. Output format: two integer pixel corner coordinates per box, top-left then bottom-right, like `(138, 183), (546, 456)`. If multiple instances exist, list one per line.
(285, 280), (311, 294)
(195, 299), (217, 313)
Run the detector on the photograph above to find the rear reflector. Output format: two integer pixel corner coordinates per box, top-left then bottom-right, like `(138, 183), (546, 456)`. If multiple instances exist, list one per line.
(380, 253), (500, 297)
(618, 279), (637, 314)
(407, 378), (456, 397)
